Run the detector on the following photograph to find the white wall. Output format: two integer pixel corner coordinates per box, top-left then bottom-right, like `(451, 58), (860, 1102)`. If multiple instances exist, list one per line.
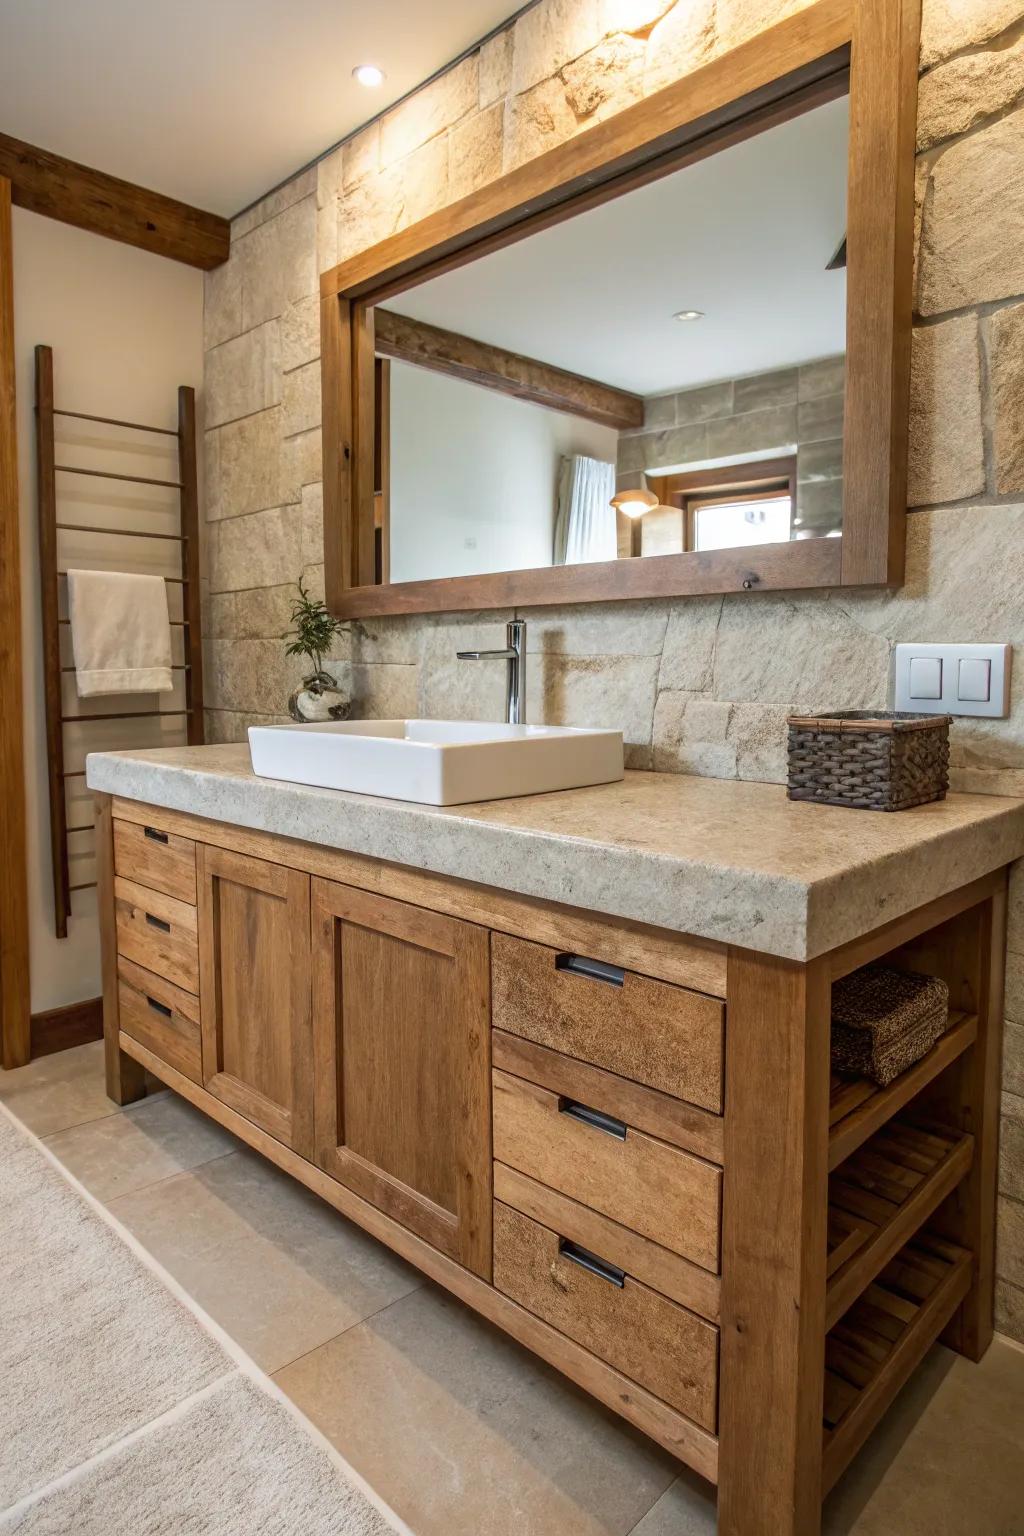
(388, 361), (619, 584)
(12, 208), (203, 1014)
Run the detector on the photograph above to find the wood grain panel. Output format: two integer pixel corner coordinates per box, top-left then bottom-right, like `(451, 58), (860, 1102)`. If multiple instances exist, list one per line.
(495, 1162), (721, 1322)
(98, 794), (147, 1105)
(110, 797), (728, 996)
(492, 1068), (721, 1273)
(839, 0), (919, 586)
(312, 878), (492, 1277)
(114, 817), (197, 904)
(493, 1030), (723, 1163)
(0, 176), (30, 1066)
(374, 308), (643, 430)
(718, 951), (831, 1536)
(329, 534), (844, 620)
(198, 845), (312, 1154)
(0, 132), (229, 269)
(118, 957), (202, 1082)
(116, 1030), (719, 1481)
(493, 1202), (719, 1431)
(492, 933), (723, 1110)
(114, 875), (199, 992)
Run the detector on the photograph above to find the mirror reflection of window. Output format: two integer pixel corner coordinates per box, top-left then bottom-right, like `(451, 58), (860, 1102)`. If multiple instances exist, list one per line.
(693, 496), (792, 551)
(378, 90), (848, 584)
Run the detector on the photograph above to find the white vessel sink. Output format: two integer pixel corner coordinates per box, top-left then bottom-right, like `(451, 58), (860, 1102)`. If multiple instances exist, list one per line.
(248, 719), (624, 806)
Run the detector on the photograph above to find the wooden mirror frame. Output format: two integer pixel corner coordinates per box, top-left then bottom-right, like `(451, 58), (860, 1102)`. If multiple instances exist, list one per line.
(319, 0), (920, 619)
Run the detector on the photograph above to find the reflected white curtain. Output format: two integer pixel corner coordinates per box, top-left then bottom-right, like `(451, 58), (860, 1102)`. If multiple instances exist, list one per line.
(553, 455), (617, 566)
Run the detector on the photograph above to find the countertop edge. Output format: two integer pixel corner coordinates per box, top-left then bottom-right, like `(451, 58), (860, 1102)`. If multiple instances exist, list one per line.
(85, 753), (815, 960)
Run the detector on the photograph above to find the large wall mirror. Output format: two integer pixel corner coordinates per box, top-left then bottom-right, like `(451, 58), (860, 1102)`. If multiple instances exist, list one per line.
(320, 0), (919, 618)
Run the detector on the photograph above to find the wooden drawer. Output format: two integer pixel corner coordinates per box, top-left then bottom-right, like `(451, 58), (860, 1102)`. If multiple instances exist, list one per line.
(493, 1066), (721, 1273)
(114, 818), (197, 905)
(492, 933), (723, 1112)
(118, 957), (202, 1083)
(115, 875), (199, 993)
(494, 1202), (718, 1431)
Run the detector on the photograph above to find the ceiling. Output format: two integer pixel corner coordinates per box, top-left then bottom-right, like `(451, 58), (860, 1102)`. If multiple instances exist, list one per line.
(391, 96), (850, 399)
(0, 0), (522, 216)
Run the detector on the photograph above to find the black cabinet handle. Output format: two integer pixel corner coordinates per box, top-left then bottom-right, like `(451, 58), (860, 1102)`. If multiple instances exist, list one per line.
(145, 913), (171, 933)
(146, 996), (172, 1019)
(144, 826), (169, 844)
(555, 953), (624, 987)
(558, 1240), (625, 1288)
(558, 1098), (627, 1140)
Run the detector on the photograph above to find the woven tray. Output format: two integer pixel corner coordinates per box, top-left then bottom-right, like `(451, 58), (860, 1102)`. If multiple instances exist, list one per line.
(831, 965), (950, 1087)
(787, 711), (950, 812)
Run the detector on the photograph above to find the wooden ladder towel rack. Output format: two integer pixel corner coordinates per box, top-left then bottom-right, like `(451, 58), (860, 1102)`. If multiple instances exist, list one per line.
(35, 344), (204, 938)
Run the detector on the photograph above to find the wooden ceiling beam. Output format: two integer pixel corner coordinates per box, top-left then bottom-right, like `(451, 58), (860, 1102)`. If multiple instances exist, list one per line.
(0, 131), (229, 270)
(374, 307), (643, 432)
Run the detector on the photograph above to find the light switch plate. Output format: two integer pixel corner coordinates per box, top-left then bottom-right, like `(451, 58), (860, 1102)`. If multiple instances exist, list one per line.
(894, 643), (1012, 718)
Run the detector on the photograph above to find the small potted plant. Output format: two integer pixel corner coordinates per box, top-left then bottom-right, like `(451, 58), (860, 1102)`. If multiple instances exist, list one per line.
(283, 579), (351, 722)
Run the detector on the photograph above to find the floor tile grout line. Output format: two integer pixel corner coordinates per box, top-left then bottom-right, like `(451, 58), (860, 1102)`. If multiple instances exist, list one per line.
(101, 1146), (244, 1211)
(269, 1276), (429, 1380)
(0, 1099), (416, 1536)
(0, 1373), (240, 1521)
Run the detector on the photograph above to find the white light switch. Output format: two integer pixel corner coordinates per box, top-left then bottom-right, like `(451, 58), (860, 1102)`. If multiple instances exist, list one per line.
(957, 658), (991, 703)
(894, 643), (1012, 718)
(909, 657), (942, 699)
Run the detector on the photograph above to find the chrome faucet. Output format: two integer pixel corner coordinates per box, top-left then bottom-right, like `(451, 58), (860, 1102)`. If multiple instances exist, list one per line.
(456, 619), (527, 725)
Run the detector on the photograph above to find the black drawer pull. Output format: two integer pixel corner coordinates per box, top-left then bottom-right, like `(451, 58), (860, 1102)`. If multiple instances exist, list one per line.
(558, 1098), (627, 1140)
(144, 912), (171, 933)
(558, 1240), (625, 1288)
(144, 826), (169, 844)
(555, 953), (624, 987)
(146, 996), (172, 1019)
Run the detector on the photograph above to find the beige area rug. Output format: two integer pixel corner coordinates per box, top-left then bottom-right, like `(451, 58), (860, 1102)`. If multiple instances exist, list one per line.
(0, 1104), (408, 1535)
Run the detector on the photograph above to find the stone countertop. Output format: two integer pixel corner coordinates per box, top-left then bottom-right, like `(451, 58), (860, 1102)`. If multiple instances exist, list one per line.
(86, 744), (1024, 962)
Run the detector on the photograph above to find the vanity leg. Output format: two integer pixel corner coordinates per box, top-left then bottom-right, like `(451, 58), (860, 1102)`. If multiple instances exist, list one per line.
(717, 951), (831, 1536)
(95, 793), (146, 1106)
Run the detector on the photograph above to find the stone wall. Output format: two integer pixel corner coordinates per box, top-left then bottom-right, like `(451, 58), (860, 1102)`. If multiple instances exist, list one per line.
(618, 354), (845, 537)
(201, 0), (1024, 1340)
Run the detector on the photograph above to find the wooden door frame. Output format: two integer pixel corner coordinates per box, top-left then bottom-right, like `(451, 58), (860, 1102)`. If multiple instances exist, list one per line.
(0, 176), (31, 1068)
(319, 0), (920, 619)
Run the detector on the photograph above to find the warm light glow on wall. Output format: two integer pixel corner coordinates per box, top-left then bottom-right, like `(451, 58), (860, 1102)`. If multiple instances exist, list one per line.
(603, 0), (672, 33)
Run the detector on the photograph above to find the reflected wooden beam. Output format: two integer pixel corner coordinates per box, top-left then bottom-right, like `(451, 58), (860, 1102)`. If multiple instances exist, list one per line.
(0, 132), (229, 270)
(374, 308), (643, 432)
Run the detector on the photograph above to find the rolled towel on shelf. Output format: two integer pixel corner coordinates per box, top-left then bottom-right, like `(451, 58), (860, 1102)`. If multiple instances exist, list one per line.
(66, 569), (174, 697)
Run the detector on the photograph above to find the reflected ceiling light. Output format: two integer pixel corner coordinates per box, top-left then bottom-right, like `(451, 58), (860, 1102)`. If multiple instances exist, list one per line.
(673, 309), (704, 321)
(610, 487), (659, 520)
(353, 64), (386, 87)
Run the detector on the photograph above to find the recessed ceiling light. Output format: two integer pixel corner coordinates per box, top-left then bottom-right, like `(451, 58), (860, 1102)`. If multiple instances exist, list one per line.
(353, 64), (385, 87)
(673, 309), (705, 322)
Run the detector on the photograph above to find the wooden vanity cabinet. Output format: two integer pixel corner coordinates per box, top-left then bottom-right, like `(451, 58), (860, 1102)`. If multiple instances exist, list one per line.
(310, 878), (492, 1278)
(197, 845), (313, 1155)
(98, 793), (1011, 1536)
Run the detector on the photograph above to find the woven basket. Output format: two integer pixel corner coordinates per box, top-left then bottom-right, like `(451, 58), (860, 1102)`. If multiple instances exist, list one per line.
(787, 711), (950, 812)
(831, 965), (950, 1086)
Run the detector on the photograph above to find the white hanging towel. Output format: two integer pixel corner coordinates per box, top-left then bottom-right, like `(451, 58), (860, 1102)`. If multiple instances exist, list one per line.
(66, 569), (174, 696)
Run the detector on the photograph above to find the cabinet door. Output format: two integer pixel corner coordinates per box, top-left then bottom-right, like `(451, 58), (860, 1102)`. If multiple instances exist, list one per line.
(198, 845), (312, 1155)
(312, 878), (492, 1278)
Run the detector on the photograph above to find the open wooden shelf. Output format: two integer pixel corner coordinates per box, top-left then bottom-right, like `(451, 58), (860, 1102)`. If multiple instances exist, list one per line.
(822, 1233), (971, 1494)
(826, 1118), (973, 1330)
(829, 1011), (977, 1171)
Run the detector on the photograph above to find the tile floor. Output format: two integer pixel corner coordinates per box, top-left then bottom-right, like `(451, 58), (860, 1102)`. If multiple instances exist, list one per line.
(4, 1040), (1024, 1536)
